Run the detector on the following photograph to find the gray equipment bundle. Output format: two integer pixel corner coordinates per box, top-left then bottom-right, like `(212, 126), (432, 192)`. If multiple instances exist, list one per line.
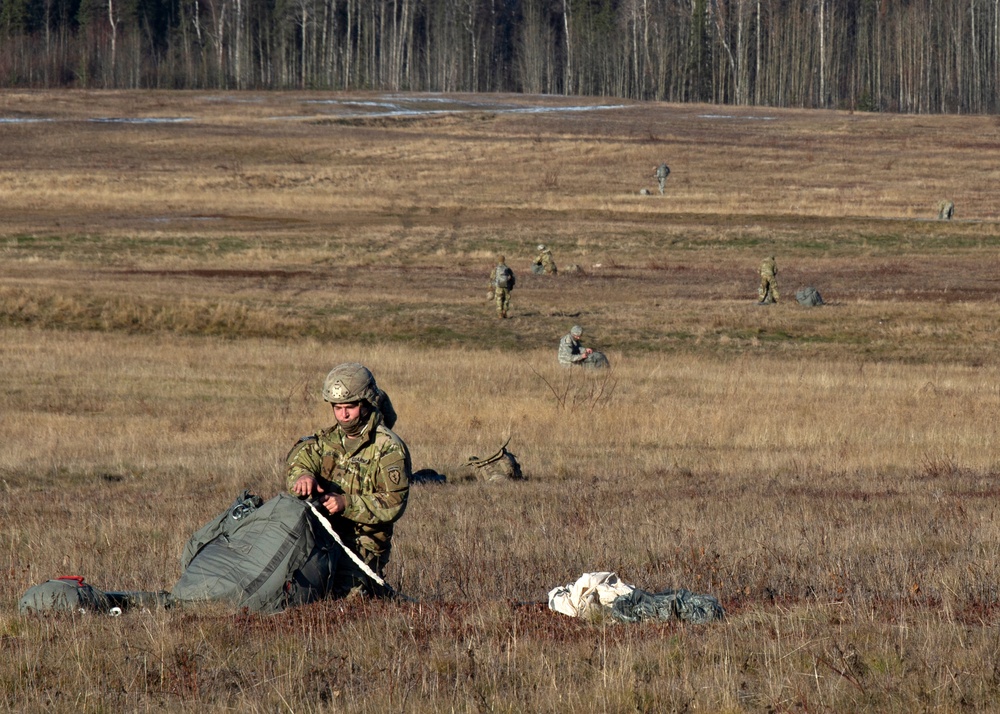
(795, 286), (824, 307)
(20, 491), (355, 615)
(170, 490), (338, 613)
(580, 350), (610, 369)
(19, 575), (167, 615)
(609, 588), (725, 625)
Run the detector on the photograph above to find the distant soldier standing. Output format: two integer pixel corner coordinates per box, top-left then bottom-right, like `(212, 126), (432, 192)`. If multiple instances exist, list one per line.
(938, 200), (955, 220)
(488, 254), (516, 318)
(654, 163), (670, 195)
(758, 256), (779, 305)
(532, 244), (557, 275)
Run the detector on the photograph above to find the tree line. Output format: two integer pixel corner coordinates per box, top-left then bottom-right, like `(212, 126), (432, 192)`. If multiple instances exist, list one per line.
(1, 0), (997, 113)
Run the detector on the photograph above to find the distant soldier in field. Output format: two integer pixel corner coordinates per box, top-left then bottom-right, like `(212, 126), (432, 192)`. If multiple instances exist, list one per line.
(532, 244), (557, 275)
(558, 325), (609, 369)
(654, 163), (671, 195)
(938, 200), (955, 220)
(488, 254), (516, 318)
(758, 256), (779, 305)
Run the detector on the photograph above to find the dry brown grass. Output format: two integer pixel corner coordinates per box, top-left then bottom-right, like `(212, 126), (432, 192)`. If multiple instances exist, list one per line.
(3, 91), (1000, 712)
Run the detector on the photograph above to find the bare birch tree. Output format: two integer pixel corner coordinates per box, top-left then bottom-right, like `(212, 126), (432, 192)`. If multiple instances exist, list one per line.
(107, 0), (117, 83)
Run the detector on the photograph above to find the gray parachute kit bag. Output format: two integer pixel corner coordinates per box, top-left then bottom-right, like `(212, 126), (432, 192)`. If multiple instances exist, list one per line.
(19, 575), (167, 615)
(170, 490), (338, 614)
(464, 439), (524, 482)
(795, 286), (824, 307)
(19, 576), (112, 615)
(581, 350), (610, 369)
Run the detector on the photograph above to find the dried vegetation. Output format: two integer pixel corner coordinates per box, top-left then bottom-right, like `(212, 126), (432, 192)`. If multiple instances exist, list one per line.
(3, 91), (1000, 712)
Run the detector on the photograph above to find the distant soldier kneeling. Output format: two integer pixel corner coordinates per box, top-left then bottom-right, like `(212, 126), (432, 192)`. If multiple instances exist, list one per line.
(532, 244), (558, 275)
(558, 325), (609, 369)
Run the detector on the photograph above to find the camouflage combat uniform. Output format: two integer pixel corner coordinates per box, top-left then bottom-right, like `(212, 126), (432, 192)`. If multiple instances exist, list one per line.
(285, 410), (410, 597)
(558, 330), (589, 366)
(654, 163), (670, 195)
(533, 247), (557, 275)
(758, 256), (779, 304)
(489, 259), (515, 318)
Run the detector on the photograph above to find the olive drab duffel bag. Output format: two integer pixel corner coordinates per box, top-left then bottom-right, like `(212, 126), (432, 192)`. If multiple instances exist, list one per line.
(463, 439), (524, 482)
(169, 490), (339, 614)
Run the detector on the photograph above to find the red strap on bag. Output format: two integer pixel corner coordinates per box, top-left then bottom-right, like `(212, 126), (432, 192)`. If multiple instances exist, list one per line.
(56, 575), (86, 587)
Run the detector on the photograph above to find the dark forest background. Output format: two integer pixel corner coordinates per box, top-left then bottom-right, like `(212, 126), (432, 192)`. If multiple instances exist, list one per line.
(1, 0), (997, 113)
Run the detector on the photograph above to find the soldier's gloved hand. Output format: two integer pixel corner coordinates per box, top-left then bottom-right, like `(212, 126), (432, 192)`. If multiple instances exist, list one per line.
(292, 475), (321, 497)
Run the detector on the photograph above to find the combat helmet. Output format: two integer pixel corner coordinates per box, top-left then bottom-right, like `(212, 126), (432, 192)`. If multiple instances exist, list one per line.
(570, 325), (583, 337)
(537, 244), (546, 252)
(322, 362), (379, 407)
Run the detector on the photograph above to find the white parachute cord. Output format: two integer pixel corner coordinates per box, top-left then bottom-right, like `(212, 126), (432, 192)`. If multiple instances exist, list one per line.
(306, 500), (388, 589)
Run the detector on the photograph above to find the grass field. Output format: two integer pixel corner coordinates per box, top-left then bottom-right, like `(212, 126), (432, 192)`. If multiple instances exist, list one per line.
(3, 90), (1000, 712)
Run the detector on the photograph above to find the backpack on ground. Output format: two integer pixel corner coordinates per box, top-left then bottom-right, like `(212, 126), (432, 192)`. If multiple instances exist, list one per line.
(464, 439), (524, 482)
(495, 265), (515, 290)
(18, 575), (168, 615)
(582, 350), (611, 369)
(20, 576), (113, 614)
(170, 490), (338, 614)
(795, 286), (824, 307)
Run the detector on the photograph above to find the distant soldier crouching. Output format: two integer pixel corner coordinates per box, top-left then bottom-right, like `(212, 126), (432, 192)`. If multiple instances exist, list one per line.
(532, 244), (557, 275)
(558, 325), (609, 369)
